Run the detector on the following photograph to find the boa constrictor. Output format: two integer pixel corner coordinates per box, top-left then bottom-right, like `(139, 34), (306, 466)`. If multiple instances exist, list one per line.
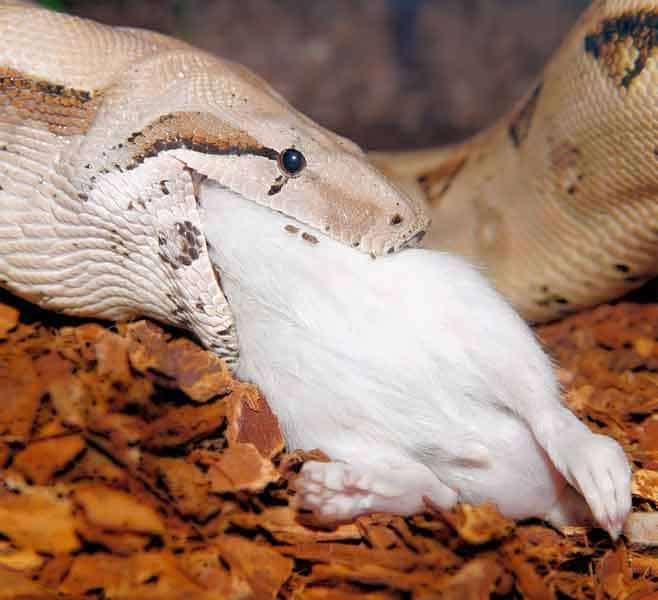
(374, 0), (658, 322)
(0, 0), (640, 540)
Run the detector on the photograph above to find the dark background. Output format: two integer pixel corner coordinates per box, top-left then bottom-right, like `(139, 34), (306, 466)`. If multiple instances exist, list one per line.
(49, 0), (590, 150)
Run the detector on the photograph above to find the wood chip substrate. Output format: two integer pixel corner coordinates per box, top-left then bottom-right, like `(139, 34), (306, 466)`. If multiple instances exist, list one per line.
(0, 296), (657, 599)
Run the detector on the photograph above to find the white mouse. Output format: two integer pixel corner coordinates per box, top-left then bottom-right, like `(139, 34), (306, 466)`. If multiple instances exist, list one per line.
(202, 181), (631, 538)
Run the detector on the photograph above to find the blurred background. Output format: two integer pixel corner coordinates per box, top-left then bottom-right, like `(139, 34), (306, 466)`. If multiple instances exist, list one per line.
(42, 0), (590, 150)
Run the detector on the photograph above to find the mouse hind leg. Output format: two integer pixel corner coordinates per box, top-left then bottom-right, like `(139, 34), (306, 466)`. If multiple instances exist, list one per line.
(533, 409), (632, 539)
(295, 459), (458, 523)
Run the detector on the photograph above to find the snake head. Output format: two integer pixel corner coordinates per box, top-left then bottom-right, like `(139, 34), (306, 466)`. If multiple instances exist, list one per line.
(183, 115), (430, 256)
(71, 49), (429, 257)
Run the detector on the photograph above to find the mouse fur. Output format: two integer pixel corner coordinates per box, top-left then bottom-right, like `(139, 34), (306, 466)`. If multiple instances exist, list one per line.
(201, 181), (631, 538)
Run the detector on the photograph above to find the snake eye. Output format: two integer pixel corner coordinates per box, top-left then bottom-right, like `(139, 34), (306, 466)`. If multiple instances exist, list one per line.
(279, 148), (306, 177)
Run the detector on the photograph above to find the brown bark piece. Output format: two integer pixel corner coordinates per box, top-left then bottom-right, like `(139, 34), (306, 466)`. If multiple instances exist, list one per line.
(0, 547), (44, 571)
(507, 553), (555, 600)
(629, 552), (658, 578)
(638, 417), (658, 468)
(441, 556), (509, 600)
(76, 523), (161, 556)
(78, 325), (133, 379)
(224, 506), (363, 545)
(0, 443), (10, 468)
(125, 320), (233, 402)
(175, 548), (246, 596)
(632, 469), (658, 503)
(61, 445), (130, 486)
(228, 384), (285, 459)
(290, 587), (399, 600)
(0, 353), (43, 443)
(47, 372), (91, 428)
(216, 536), (293, 600)
(596, 544), (631, 600)
(139, 454), (226, 519)
(143, 401), (228, 450)
(12, 433), (86, 484)
(37, 554), (74, 591)
(282, 541), (429, 573)
(59, 553), (218, 599)
(74, 483), (165, 534)
(0, 479), (79, 554)
(0, 566), (54, 600)
(0, 304), (18, 335)
(442, 502), (515, 544)
(0, 297), (657, 598)
(199, 443), (280, 494)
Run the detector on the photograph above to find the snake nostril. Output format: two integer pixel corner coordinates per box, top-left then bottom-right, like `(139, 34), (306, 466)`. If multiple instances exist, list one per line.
(390, 213), (403, 226)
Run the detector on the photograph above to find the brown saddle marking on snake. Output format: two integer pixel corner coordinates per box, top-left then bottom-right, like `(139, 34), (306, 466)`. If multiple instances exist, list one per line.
(0, 67), (101, 135)
(508, 82), (543, 148)
(416, 155), (468, 208)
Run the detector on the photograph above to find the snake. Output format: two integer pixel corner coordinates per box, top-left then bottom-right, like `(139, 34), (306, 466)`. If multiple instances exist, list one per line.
(373, 0), (658, 322)
(0, 0), (656, 361)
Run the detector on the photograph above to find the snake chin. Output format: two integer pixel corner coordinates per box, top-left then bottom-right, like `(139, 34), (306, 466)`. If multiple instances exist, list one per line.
(199, 181), (630, 537)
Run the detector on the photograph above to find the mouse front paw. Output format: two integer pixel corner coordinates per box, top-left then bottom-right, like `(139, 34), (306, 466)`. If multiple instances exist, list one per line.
(294, 460), (457, 523)
(561, 433), (631, 538)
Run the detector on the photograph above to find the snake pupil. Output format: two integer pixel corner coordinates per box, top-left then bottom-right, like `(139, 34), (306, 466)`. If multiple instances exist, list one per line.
(280, 148), (306, 177)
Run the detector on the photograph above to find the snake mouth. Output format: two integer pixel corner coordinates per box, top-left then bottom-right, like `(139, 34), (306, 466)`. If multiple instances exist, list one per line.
(403, 229), (427, 249)
(267, 216), (428, 257)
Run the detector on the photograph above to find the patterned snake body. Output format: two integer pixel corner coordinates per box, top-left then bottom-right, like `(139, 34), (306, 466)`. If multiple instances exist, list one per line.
(374, 0), (658, 322)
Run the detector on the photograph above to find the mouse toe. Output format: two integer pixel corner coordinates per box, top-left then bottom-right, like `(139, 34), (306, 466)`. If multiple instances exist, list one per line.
(294, 460), (456, 523)
(560, 433), (631, 538)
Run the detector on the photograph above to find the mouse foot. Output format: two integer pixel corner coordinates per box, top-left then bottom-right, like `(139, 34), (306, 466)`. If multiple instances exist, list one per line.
(295, 460), (458, 523)
(552, 432), (631, 539)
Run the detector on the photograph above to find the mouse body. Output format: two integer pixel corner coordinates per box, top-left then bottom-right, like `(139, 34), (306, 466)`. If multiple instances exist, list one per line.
(201, 181), (631, 538)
